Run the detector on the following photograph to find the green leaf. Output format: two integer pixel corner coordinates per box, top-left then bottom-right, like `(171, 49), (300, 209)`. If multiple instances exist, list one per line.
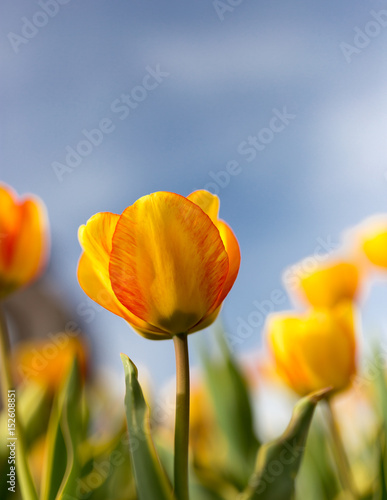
(372, 347), (387, 499)
(96, 431), (137, 500)
(56, 358), (85, 498)
(295, 413), (340, 500)
(376, 432), (387, 500)
(200, 327), (259, 487)
(40, 398), (67, 500)
(240, 388), (330, 500)
(40, 358), (84, 500)
(121, 354), (175, 500)
(374, 352), (387, 433)
(0, 383), (48, 459)
(15, 382), (50, 447)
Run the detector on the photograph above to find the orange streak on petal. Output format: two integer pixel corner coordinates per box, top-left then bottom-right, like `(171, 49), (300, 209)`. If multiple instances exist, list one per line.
(187, 190), (241, 313)
(213, 219), (240, 306)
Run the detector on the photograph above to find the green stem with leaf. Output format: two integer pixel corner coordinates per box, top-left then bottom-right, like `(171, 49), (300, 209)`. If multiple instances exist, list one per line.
(173, 333), (190, 500)
(0, 305), (39, 500)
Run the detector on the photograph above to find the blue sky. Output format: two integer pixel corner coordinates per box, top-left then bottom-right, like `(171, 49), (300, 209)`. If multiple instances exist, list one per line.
(1, 0), (387, 385)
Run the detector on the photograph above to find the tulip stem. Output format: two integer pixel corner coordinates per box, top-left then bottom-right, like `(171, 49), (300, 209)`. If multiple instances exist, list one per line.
(325, 399), (358, 499)
(173, 333), (190, 500)
(0, 306), (39, 500)
(0, 307), (14, 405)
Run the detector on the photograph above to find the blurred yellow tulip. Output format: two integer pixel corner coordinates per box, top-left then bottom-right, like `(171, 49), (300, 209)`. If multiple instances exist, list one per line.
(77, 190), (240, 340)
(266, 302), (357, 396)
(286, 259), (360, 308)
(13, 334), (88, 391)
(189, 380), (227, 467)
(0, 183), (49, 299)
(356, 216), (387, 268)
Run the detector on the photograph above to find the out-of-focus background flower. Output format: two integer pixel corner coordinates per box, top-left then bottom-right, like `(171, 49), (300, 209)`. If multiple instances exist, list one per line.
(1, 0), (387, 385)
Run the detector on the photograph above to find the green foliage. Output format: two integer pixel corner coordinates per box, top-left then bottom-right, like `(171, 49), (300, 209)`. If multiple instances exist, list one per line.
(200, 328), (259, 489)
(296, 413), (340, 500)
(121, 354), (175, 500)
(41, 358), (85, 500)
(240, 389), (330, 500)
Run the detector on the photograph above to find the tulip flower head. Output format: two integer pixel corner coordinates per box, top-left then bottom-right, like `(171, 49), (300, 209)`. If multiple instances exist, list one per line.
(0, 183), (49, 299)
(285, 258), (361, 308)
(77, 190), (240, 339)
(266, 302), (357, 396)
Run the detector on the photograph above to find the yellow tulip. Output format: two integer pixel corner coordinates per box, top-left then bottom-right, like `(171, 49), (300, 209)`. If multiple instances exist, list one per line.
(355, 215), (387, 268)
(266, 302), (357, 396)
(0, 183), (49, 299)
(77, 190), (240, 339)
(287, 259), (360, 308)
(13, 335), (88, 391)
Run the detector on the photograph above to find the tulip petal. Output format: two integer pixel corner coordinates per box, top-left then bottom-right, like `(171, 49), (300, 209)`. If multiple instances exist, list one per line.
(8, 199), (48, 282)
(78, 252), (128, 318)
(187, 190), (220, 223)
(0, 185), (48, 287)
(78, 213), (168, 339)
(298, 261), (360, 308)
(268, 317), (315, 395)
(109, 192), (229, 334)
(78, 253), (168, 340)
(78, 212), (119, 275)
(188, 190), (240, 308)
(214, 220), (241, 305)
(363, 230), (387, 268)
(189, 305), (222, 333)
(297, 305), (356, 392)
(0, 186), (19, 276)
